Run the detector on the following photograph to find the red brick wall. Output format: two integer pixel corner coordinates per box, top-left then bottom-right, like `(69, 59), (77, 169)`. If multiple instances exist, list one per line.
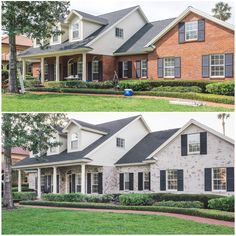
(102, 55), (116, 81)
(32, 63), (40, 77)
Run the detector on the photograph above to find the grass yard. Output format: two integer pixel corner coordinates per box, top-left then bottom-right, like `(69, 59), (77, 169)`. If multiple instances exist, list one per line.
(2, 207), (234, 234)
(2, 93), (233, 112)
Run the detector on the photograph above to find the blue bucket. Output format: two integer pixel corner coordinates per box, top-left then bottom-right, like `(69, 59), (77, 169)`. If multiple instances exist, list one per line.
(124, 89), (133, 96)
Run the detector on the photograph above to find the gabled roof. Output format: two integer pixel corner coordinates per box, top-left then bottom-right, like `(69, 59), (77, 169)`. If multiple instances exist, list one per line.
(115, 128), (179, 165)
(2, 147), (29, 156)
(74, 10), (108, 25)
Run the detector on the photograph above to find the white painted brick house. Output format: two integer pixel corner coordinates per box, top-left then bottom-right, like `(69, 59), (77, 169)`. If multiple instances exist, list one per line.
(13, 115), (234, 197)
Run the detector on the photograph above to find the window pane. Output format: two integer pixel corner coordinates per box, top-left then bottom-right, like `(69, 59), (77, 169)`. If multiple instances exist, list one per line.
(72, 23), (79, 39)
(167, 170), (177, 190)
(210, 54), (225, 77)
(188, 133), (200, 154)
(164, 58), (175, 77)
(92, 61), (99, 73)
(213, 168), (226, 190)
(185, 21), (198, 40)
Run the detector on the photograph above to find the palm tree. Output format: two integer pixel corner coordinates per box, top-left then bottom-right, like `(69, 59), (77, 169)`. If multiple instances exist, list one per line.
(212, 2), (232, 21)
(217, 113), (230, 135)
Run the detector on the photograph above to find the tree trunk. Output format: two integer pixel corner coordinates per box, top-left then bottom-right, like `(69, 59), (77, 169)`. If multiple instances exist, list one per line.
(9, 33), (18, 93)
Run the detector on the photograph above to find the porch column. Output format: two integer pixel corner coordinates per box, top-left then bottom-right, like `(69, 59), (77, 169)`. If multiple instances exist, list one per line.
(37, 168), (41, 198)
(82, 53), (87, 82)
(22, 59), (26, 80)
(18, 169), (21, 192)
(40, 58), (45, 84)
(53, 166), (57, 194)
(55, 56), (60, 82)
(81, 164), (86, 194)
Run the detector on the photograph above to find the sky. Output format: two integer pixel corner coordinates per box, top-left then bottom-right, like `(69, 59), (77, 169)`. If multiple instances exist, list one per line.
(67, 112), (234, 139)
(70, 0), (234, 24)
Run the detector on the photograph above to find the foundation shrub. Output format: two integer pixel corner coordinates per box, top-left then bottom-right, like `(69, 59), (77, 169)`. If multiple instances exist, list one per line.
(206, 81), (234, 96)
(24, 79), (41, 88)
(42, 193), (85, 202)
(25, 75), (37, 80)
(13, 192), (37, 200)
(84, 194), (115, 203)
(154, 200), (204, 208)
(208, 196), (234, 212)
(152, 86), (202, 93)
(119, 193), (154, 206)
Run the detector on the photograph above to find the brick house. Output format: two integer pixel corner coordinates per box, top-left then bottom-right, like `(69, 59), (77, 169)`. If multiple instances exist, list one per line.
(18, 6), (234, 82)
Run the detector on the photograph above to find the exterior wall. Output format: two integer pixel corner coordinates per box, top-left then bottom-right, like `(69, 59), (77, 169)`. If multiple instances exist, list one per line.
(83, 20), (101, 39)
(32, 63), (40, 77)
(61, 24), (69, 43)
(28, 172), (37, 190)
(102, 55), (116, 81)
(151, 124), (234, 195)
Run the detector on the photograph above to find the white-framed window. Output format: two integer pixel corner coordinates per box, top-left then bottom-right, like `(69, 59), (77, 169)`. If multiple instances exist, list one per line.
(115, 27), (124, 38)
(188, 133), (200, 154)
(212, 168), (226, 191)
(141, 60), (147, 78)
(52, 26), (59, 43)
(185, 21), (198, 41)
(210, 54), (225, 78)
(116, 137), (125, 148)
(122, 61), (128, 78)
(71, 133), (78, 150)
(164, 58), (175, 78)
(49, 137), (57, 153)
(167, 170), (178, 190)
(76, 173), (81, 192)
(124, 173), (130, 190)
(78, 61), (83, 75)
(143, 172), (150, 190)
(72, 22), (79, 40)
(91, 173), (99, 193)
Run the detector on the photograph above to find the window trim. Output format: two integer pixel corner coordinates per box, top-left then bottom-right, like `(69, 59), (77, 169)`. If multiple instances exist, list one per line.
(115, 27), (124, 38)
(166, 169), (178, 191)
(51, 25), (61, 45)
(209, 54), (225, 79)
(212, 167), (227, 192)
(122, 61), (128, 78)
(164, 57), (175, 78)
(187, 133), (201, 155)
(185, 21), (198, 41)
(116, 137), (125, 148)
(143, 172), (150, 191)
(141, 60), (147, 78)
(70, 20), (81, 41)
(123, 172), (130, 191)
(91, 172), (99, 194)
(76, 173), (81, 193)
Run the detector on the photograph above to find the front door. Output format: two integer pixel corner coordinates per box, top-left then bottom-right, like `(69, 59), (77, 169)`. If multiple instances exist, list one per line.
(68, 174), (76, 193)
(43, 175), (52, 193)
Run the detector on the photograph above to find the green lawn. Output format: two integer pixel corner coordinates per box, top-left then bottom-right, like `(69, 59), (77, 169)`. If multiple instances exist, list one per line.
(2, 207), (234, 234)
(2, 93), (233, 112)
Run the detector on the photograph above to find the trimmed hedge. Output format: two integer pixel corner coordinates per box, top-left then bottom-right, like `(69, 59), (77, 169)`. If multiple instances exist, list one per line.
(13, 192), (37, 200)
(208, 196), (234, 212)
(20, 201), (234, 221)
(119, 194), (154, 206)
(24, 79), (42, 88)
(206, 81), (234, 96)
(152, 86), (202, 93)
(25, 75), (37, 81)
(154, 200), (204, 208)
(12, 186), (35, 192)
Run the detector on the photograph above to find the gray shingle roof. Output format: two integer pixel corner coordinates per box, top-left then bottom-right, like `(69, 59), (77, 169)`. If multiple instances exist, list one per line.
(115, 128), (179, 165)
(115, 18), (176, 54)
(74, 10), (108, 25)
(14, 115), (140, 167)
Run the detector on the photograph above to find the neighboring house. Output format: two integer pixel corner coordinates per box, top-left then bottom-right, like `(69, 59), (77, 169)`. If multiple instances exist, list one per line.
(13, 115), (234, 197)
(17, 6), (234, 82)
(1, 35), (39, 77)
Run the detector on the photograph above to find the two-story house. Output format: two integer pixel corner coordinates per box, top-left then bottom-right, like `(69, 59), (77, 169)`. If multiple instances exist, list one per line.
(13, 115), (234, 197)
(18, 5), (234, 82)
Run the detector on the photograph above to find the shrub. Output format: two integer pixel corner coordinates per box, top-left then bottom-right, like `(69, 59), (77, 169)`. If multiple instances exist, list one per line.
(2, 69), (9, 80)
(154, 200), (204, 208)
(12, 187), (35, 192)
(24, 79), (42, 88)
(12, 192), (36, 200)
(208, 196), (234, 212)
(86, 81), (114, 89)
(206, 81), (234, 96)
(42, 193), (85, 202)
(152, 86), (202, 93)
(25, 75), (37, 80)
(119, 194), (154, 206)
(119, 81), (152, 91)
(84, 194), (115, 203)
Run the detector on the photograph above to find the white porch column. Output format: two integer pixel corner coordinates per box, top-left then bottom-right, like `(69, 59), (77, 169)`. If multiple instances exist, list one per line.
(18, 169), (22, 192)
(22, 59), (26, 80)
(53, 166), (57, 194)
(40, 58), (45, 84)
(82, 53), (87, 82)
(37, 168), (41, 198)
(55, 56), (60, 82)
(81, 164), (86, 194)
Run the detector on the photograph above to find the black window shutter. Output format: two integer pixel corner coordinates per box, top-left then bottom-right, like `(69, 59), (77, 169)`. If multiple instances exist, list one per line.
(118, 62), (123, 78)
(160, 170), (166, 191)
(157, 58), (163, 78)
(127, 61), (132, 78)
(198, 19), (205, 42)
(136, 60), (141, 78)
(119, 173), (124, 191)
(204, 168), (212, 191)
(71, 63), (74, 76)
(202, 55), (209, 78)
(138, 172), (143, 191)
(98, 61), (103, 81)
(227, 167), (234, 192)
(175, 57), (181, 78)
(225, 53), (233, 78)
(148, 172), (151, 190)
(57, 175), (59, 193)
(98, 172), (103, 194)
(177, 170), (184, 191)
(129, 173), (134, 190)
(181, 134), (188, 156)
(88, 62), (92, 82)
(48, 175), (52, 193)
(179, 22), (185, 44)
(72, 174), (76, 193)
(87, 173), (91, 194)
(200, 132), (207, 155)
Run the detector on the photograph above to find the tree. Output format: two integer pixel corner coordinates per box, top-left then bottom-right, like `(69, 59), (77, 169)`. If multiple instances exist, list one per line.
(212, 2), (232, 21)
(1, 1), (70, 93)
(2, 113), (68, 209)
(217, 113), (230, 135)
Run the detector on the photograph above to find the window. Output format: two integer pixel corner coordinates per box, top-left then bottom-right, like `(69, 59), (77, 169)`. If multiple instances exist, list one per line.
(164, 58), (175, 78)
(49, 137), (57, 153)
(76, 173), (81, 192)
(210, 54), (225, 77)
(167, 170), (178, 190)
(78, 61), (83, 75)
(115, 28), (124, 38)
(71, 133), (78, 150)
(116, 138), (125, 148)
(72, 22), (79, 39)
(213, 168), (226, 191)
(143, 172), (150, 190)
(92, 173), (99, 193)
(124, 173), (130, 190)
(36, 38), (40, 46)
(141, 60), (147, 78)
(185, 21), (198, 41)
(122, 61), (128, 78)
(52, 26), (59, 43)
(188, 133), (200, 154)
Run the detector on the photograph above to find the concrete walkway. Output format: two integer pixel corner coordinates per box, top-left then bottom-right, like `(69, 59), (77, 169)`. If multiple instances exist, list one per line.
(19, 204), (234, 228)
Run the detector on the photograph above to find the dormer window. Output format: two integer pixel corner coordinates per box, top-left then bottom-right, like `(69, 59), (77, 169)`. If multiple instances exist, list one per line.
(185, 21), (198, 41)
(49, 137), (57, 153)
(116, 138), (125, 148)
(71, 133), (78, 150)
(72, 22), (79, 39)
(52, 26), (59, 43)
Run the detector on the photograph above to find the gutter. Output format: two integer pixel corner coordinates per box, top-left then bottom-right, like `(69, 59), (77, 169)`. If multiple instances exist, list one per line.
(113, 46), (155, 56)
